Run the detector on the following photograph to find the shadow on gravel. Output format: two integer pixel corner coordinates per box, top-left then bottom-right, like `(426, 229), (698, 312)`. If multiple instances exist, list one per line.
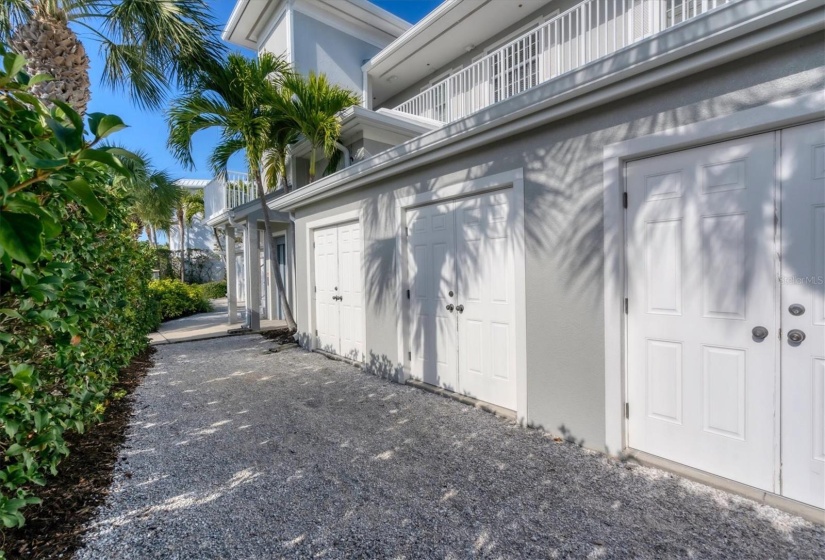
(74, 338), (824, 559)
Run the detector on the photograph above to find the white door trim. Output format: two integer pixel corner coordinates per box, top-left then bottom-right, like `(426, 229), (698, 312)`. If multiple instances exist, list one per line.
(394, 168), (528, 423)
(602, 90), (825, 455)
(304, 210), (364, 353)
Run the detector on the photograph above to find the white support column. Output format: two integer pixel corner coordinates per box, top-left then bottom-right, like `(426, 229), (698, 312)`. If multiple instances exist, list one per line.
(264, 233), (276, 321)
(244, 221), (261, 330)
(225, 225), (238, 324)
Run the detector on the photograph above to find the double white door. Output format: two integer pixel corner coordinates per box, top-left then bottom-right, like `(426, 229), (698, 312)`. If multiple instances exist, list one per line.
(626, 122), (824, 508)
(314, 222), (364, 360)
(406, 190), (517, 411)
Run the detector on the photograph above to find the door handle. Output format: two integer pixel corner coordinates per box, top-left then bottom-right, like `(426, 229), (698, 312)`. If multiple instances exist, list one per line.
(446, 304), (454, 312)
(455, 304), (464, 313)
(751, 326), (768, 340)
(787, 329), (806, 344)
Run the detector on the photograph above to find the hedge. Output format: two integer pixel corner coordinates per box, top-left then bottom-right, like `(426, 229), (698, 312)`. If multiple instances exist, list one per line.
(148, 279), (211, 321)
(0, 46), (157, 531)
(197, 280), (227, 300)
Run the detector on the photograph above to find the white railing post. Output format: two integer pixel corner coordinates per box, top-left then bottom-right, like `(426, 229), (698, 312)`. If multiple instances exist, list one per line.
(392, 0), (738, 122)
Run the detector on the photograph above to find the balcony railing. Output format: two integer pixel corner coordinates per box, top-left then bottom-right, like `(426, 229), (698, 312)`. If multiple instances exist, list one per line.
(394, 0), (736, 122)
(204, 171), (255, 220)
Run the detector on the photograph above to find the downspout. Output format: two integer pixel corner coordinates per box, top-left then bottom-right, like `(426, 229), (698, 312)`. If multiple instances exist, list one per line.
(334, 141), (351, 170)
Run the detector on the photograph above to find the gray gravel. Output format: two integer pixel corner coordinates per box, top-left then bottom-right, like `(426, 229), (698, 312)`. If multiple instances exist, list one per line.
(76, 335), (824, 559)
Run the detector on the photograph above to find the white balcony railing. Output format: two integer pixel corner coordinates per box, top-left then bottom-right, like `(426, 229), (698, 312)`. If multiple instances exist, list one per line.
(394, 0), (736, 122)
(204, 171), (255, 220)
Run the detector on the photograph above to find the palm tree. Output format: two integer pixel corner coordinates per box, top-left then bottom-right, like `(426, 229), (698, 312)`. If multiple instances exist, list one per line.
(168, 52), (298, 330)
(279, 72), (359, 182)
(173, 189), (204, 282)
(1, 0), (223, 115)
(121, 153), (182, 247)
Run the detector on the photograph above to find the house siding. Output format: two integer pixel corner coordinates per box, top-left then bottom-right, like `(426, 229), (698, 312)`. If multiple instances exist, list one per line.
(292, 32), (824, 451)
(293, 11), (382, 96)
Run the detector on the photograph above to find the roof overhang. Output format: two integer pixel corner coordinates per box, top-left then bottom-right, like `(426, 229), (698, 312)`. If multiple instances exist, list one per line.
(223, 0), (411, 51)
(289, 105), (442, 158)
(365, 0), (553, 106)
(274, 0), (823, 211)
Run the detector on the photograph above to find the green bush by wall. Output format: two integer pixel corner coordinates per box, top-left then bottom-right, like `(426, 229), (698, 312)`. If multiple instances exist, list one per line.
(149, 279), (211, 321)
(197, 280), (227, 300)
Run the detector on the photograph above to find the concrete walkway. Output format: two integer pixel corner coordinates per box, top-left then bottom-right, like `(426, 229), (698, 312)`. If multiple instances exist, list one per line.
(76, 336), (823, 559)
(149, 298), (286, 345)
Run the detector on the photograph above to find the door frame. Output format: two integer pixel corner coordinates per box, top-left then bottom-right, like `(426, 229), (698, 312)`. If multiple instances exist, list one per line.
(267, 232), (288, 321)
(304, 210), (365, 355)
(602, 90), (825, 457)
(394, 168), (528, 423)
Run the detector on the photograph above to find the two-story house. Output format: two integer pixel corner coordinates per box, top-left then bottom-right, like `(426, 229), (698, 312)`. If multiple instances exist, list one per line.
(204, 0), (825, 518)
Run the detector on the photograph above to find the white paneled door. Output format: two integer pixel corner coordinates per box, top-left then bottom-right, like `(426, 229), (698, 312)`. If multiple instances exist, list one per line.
(313, 223), (364, 360)
(406, 189), (517, 411)
(626, 122), (825, 508)
(780, 122), (825, 509)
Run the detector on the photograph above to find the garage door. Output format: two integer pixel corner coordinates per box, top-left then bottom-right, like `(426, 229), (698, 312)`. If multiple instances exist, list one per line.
(406, 189), (517, 411)
(626, 122), (824, 508)
(313, 222), (364, 361)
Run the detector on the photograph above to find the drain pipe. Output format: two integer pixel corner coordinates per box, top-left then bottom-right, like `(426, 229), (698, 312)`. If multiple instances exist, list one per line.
(334, 142), (351, 169)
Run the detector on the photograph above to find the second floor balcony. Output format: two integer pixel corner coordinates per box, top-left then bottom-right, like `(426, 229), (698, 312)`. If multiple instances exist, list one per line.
(204, 171), (256, 221)
(393, 0), (737, 123)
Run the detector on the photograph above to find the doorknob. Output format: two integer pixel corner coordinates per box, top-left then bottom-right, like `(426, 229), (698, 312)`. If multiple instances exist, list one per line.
(752, 326), (769, 340)
(446, 304), (454, 312)
(788, 329), (806, 344)
(789, 304), (805, 316)
(455, 304), (464, 313)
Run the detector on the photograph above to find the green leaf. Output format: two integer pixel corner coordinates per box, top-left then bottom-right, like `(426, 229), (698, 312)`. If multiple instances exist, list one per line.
(77, 149), (128, 176)
(66, 179), (107, 222)
(0, 211), (43, 264)
(27, 73), (52, 86)
(3, 53), (26, 80)
(45, 117), (82, 152)
(93, 115), (127, 139)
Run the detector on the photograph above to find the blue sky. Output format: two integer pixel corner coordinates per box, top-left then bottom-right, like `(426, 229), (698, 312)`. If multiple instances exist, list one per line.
(82, 0), (442, 180)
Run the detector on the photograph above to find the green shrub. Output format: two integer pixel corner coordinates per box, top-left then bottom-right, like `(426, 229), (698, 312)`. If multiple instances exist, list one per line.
(198, 280), (227, 300)
(149, 279), (211, 321)
(0, 46), (156, 531)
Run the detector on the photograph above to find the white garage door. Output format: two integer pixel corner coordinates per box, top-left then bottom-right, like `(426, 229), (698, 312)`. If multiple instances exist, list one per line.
(626, 122), (824, 508)
(313, 222), (364, 361)
(406, 189), (517, 411)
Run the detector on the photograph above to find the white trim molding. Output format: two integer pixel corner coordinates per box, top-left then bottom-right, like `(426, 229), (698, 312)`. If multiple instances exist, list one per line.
(601, 90), (825, 456)
(393, 168), (528, 423)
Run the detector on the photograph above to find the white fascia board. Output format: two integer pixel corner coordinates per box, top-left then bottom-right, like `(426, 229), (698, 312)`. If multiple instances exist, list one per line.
(276, 0), (824, 212)
(293, 0), (395, 49)
(222, 0), (249, 42)
(362, 0), (462, 72)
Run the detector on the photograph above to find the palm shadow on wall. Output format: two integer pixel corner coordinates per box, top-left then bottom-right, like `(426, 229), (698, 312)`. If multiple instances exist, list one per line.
(354, 25), (821, 448)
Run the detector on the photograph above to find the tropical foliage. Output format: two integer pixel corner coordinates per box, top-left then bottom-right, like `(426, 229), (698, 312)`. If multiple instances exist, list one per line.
(1, 0), (224, 114)
(148, 278), (209, 321)
(167, 53), (359, 330)
(168, 52), (299, 329)
(0, 46), (157, 530)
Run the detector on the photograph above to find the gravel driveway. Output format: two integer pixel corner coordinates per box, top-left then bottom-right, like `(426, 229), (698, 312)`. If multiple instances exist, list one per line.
(77, 335), (824, 559)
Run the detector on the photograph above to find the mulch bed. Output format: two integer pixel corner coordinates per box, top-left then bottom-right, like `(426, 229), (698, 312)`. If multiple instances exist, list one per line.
(2, 347), (156, 559)
(260, 327), (295, 345)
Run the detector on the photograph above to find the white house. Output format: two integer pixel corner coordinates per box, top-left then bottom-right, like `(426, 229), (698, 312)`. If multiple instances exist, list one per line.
(168, 178), (226, 284)
(206, 0), (825, 519)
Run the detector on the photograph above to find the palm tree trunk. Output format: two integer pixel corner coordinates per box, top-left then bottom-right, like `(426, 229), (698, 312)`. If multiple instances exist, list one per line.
(308, 149), (317, 183)
(178, 210), (186, 282)
(252, 169), (297, 331)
